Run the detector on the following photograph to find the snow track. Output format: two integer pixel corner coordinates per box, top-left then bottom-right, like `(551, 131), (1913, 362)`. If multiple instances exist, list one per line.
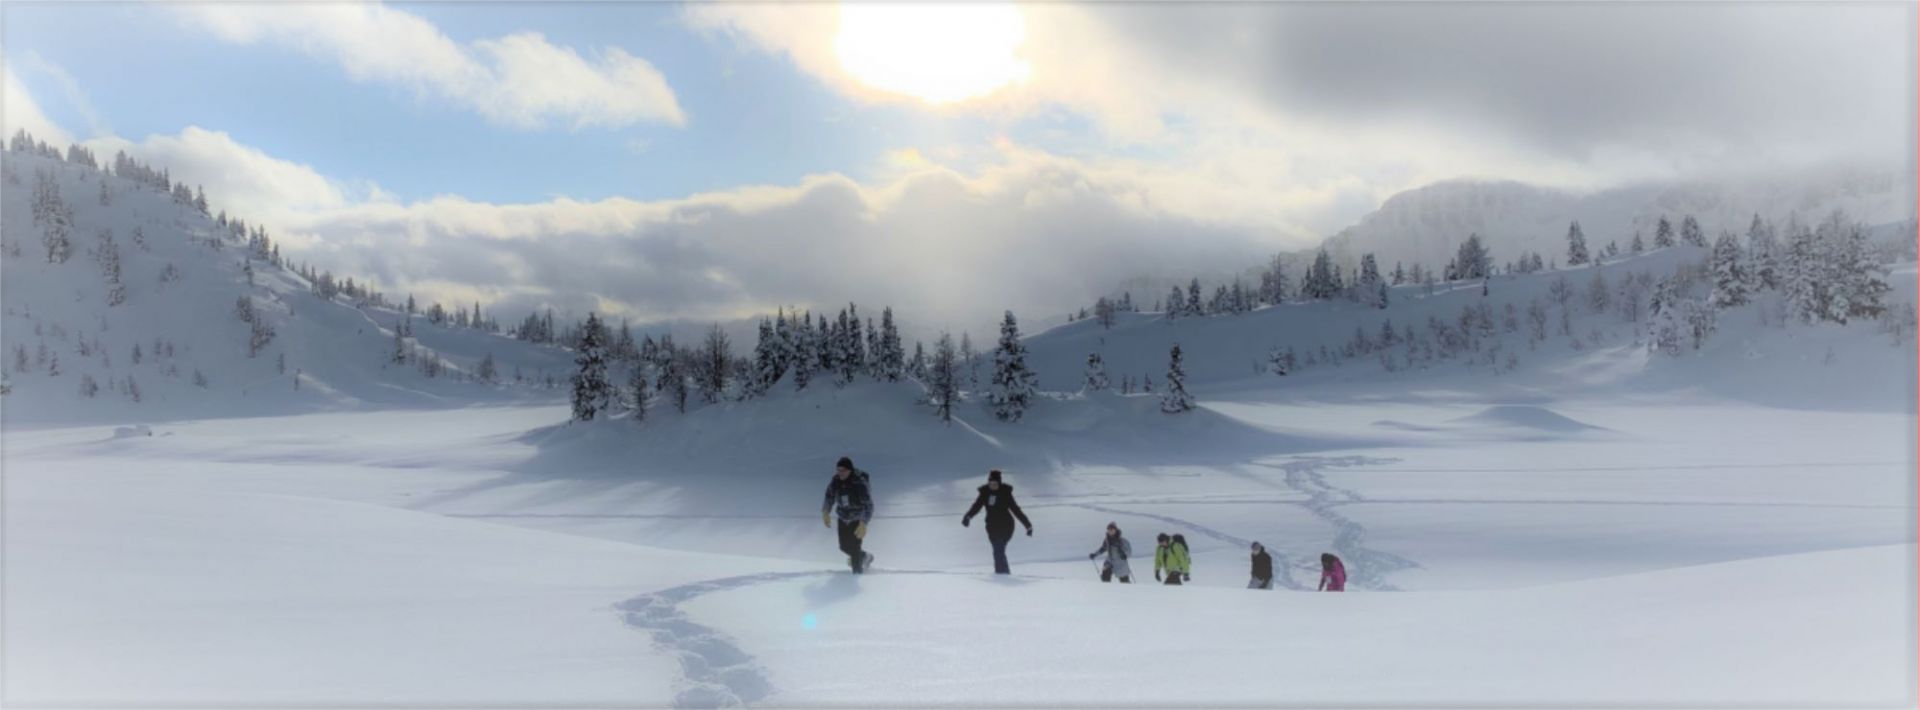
(619, 567), (974, 708)
(619, 572), (818, 708)
(1264, 456), (1420, 591)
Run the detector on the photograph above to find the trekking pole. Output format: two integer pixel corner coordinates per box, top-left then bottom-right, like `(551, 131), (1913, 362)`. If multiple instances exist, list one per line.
(1090, 557), (1104, 577)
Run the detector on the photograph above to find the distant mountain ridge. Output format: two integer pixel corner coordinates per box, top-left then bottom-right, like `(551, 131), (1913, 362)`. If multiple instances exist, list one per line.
(1319, 167), (1915, 271)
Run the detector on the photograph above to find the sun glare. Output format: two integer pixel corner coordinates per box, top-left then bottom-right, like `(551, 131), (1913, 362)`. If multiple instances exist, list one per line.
(833, 3), (1030, 105)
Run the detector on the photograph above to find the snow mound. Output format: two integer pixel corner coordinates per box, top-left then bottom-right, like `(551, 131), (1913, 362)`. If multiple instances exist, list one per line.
(1451, 405), (1608, 433)
(510, 379), (1362, 490)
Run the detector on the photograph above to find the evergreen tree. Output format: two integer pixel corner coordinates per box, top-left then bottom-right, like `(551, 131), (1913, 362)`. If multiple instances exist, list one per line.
(1783, 215), (1820, 323)
(1165, 285), (1186, 320)
(698, 324), (732, 403)
(1187, 279), (1205, 317)
(478, 352), (498, 383)
(909, 341), (928, 381)
(1708, 231), (1751, 308)
(791, 311), (817, 391)
(569, 313), (612, 421)
(959, 332), (979, 390)
(877, 307), (905, 381)
(1160, 344), (1194, 414)
(989, 311), (1038, 422)
(816, 313), (837, 379)
(1587, 268), (1612, 313)
(1747, 213), (1780, 291)
(627, 363), (651, 424)
(1631, 231), (1646, 255)
(1565, 220), (1590, 266)
(750, 317), (780, 397)
(1680, 215), (1706, 247)
(1454, 234), (1492, 280)
(1303, 250), (1342, 300)
(929, 333), (960, 423)
(390, 323), (409, 364)
(1646, 278), (1685, 356)
(1811, 210), (1889, 323)
(613, 319), (638, 362)
(846, 304), (867, 379)
(664, 353), (690, 413)
(1357, 253), (1386, 309)
(1084, 352), (1110, 392)
(1653, 216), (1675, 249)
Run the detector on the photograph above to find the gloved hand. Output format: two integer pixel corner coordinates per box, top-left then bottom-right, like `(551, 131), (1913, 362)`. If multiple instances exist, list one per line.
(822, 511), (831, 528)
(1183, 573), (1191, 582)
(961, 517), (971, 528)
(854, 521), (867, 539)
(1154, 570), (1162, 582)
(1088, 552), (1097, 560)
(1025, 527), (1033, 537)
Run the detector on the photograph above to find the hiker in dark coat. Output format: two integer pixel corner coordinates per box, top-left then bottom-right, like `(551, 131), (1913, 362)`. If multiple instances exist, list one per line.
(821, 456), (875, 573)
(1249, 542), (1275, 589)
(962, 469), (1033, 574)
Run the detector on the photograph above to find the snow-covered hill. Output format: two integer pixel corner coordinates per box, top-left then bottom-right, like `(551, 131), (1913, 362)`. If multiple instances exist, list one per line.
(1, 152), (575, 427)
(1026, 245), (1919, 413)
(1319, 168), (1915, 273)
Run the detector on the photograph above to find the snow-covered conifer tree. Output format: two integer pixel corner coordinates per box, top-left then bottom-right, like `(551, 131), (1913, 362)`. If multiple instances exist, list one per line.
(1566, 220), (1590, 266)
(989, 311), (1037, 422)
(1654, 216), (1675, 249)
(929, 333), (960, 423)
(1160, 344), (1194, 414)
(1680, 215), (1706, 247)
(1708, 232), (1751, 309)
(570, 313), (612, 421)
(1084, 352), (1110, 392)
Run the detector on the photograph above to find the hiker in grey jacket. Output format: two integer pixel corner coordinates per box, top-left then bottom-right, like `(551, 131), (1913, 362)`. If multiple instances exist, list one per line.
(1087, 521), (1133, 583)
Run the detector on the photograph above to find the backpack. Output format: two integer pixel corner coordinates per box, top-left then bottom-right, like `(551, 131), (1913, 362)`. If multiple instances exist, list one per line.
(1171, 534), (1188, 553)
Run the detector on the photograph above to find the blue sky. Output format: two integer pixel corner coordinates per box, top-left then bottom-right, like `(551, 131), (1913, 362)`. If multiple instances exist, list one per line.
(8, 3), (925, 203)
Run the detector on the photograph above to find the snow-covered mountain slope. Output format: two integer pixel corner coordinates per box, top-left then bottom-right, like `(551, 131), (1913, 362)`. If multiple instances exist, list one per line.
(1026, 245), (1918, 413)
(1319, 168), (1915, 273)
(1, 152), (574, 427)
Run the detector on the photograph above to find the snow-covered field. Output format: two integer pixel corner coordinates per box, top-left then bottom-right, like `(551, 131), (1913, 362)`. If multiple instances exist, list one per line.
(7, 384), (1913, 707)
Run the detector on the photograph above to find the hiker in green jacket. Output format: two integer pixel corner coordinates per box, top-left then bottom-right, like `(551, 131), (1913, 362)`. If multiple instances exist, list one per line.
(1154, 533), (1191, 585)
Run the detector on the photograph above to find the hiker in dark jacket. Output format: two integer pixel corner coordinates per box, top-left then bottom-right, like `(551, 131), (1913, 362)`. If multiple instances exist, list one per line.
(1248, 542), (1275, 589)
(821, 456), (875, 573)
(962, 469), (1033, 574)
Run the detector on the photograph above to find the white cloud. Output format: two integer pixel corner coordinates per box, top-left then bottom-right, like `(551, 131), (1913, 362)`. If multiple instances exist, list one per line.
(3, 66), (75, 147)
(180, 2), (684, 129)
(687, 3), (1915, 236)
(106, 124), (1272, 334)
(84, 126), (355, 227)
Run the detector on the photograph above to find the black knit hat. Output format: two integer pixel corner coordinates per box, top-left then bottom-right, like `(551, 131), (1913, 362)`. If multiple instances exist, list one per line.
(836, 456), (854, 470)
(987, 469), (1002, 482)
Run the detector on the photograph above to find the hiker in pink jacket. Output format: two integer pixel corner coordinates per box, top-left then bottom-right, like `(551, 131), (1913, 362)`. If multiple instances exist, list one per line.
(1318, 553), (1347, 592)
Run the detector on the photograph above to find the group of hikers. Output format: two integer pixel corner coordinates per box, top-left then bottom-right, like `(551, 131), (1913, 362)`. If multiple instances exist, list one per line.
(821, 457), (1348, 591)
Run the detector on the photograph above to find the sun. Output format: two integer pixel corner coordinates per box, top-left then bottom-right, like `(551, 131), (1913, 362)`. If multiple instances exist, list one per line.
(833, 3), (1030, 105)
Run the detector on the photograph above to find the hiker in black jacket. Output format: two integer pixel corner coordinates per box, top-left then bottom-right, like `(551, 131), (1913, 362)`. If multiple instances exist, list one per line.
(1249, 541), (1275, 589)
(821, 456), (875, 573)
(961, 469), (1033, 574)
